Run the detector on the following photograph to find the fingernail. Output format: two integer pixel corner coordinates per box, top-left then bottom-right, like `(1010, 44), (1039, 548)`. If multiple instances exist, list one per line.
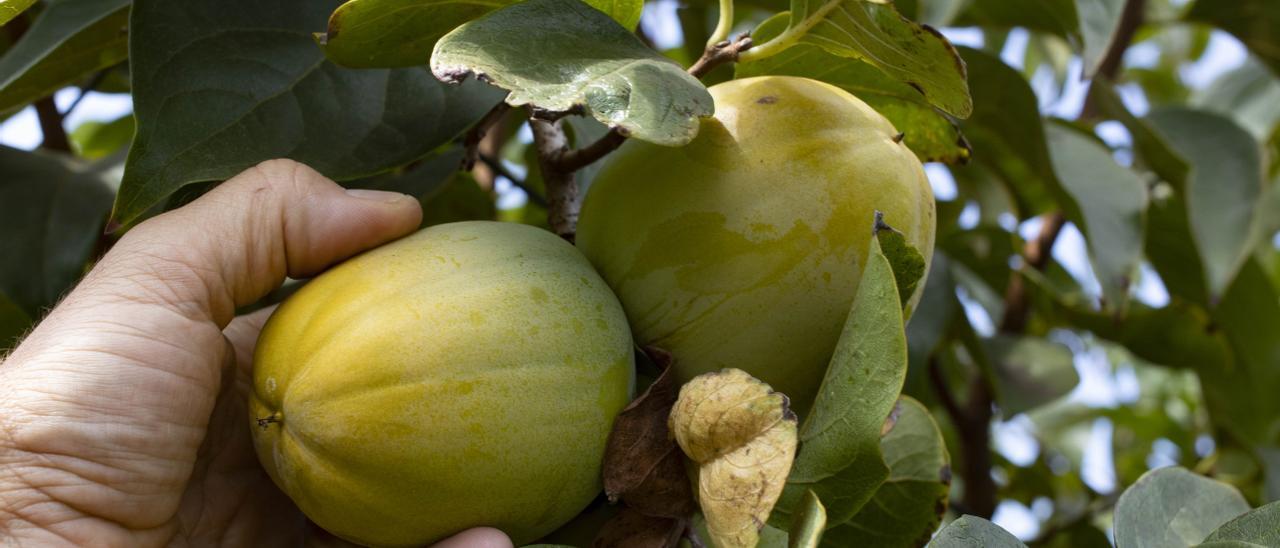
(345, 188), (411, 203)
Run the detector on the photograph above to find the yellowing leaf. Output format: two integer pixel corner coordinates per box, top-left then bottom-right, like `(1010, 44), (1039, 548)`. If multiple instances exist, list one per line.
(669, 368), (799, 548)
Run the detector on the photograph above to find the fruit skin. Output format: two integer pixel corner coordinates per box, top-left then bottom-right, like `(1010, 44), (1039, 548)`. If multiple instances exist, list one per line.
(576, 76), (934, 416)
(249, 221), (635, 547)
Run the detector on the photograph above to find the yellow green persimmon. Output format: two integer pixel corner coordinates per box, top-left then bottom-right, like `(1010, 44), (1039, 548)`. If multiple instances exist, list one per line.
(250, 221), (635, 546)
(576, 76), (934, 415)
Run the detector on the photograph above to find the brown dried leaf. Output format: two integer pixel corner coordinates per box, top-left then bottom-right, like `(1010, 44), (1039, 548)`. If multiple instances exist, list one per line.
(669, 369), (799, 548)
(601, 347), (696, 518)
(592, 507), (686, 548)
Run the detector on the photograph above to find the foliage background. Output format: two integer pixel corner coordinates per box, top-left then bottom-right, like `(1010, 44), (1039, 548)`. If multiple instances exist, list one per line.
(1, 0), (1279, 544)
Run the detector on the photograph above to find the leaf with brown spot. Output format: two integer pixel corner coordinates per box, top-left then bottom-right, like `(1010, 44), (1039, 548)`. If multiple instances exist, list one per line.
(669, 369), (799, 548)
(601, 347), (696, 518)
(592, 508), (686, 548)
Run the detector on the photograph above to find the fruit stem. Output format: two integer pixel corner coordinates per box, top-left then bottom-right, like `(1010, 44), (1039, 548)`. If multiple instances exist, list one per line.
(705, 0), (734, 49)
(686, 34), (754, 79)
(256, 412), (282, 430)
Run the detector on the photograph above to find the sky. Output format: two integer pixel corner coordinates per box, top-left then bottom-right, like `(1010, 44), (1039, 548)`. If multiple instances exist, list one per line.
(0, 4), (1254, 540)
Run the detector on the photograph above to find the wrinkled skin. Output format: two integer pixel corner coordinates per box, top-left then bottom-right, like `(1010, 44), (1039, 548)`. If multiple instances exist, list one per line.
(251, 221), (635, 547)
(577, 76), (935, 416)
(0, 160), (509, 547)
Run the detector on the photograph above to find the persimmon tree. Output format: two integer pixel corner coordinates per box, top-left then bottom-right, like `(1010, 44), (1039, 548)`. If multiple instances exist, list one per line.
(1, 0), (1279, 546)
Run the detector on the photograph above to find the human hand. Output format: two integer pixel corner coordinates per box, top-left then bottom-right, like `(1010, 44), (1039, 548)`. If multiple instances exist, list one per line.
(0, 160), (513, 547)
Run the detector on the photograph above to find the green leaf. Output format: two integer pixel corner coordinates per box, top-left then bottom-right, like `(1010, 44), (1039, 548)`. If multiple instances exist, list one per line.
(346, 148), (483, 226)
(772, 230), (908, 527)
(875, 214), (927, 314)
(1076, 0), (1126, 76)
(70, 113), (133, 160)
(1115, 467), (1250, 548)
(1147, 108), (1266, 300)
(956, 47), (1057, 217)
(320, 0), (641, 69)
(1186, 0), (1280, 77)
(0, 0), (36, 26)
(906, 251), (959, 380)
(1208, 257), (1280, 445)
(988, 335), (1078, 416)
(1027, 272), (1231, 371)
(0, 0), (129, 113)
(1044, 123), (1148, 310)
(0, 290), (32, 352)
(788, 490), (826, 548)
(116, 0), (503, 226)
(927, 515), (1027, 547)
(953, 0), (1078, 41)
(736, 13), (970, 164)
(420, 171), (495, 226)
(1192, 57), (1280, 142)
(742, 0), (971, 118)
(320, 0), (510, 68)
(1087, 78), (1190, 187)
(585, 0), (644, 30)
(431, 0), (712, 146)
(1202, 501), (1280, 546)
(829, 397), (951, 548)
(0, 146), (113, 318)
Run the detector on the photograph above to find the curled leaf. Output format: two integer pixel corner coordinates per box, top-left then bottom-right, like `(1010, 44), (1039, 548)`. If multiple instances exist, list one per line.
(600, 349), (696, 518)
(593, 507), (686, 548)
(788, 490), (827, 548)
(669, 369), (799, 548)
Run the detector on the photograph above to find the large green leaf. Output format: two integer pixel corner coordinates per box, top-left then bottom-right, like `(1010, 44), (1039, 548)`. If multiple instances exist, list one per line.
(1044, 123), (1148, 310)
(828, 397), (950, 548)
(1087, 79), (1190, 187)
(431, 0), (711, 146)
(345, 148), (495, 228)
(1114, 467), (1250, 548)
(320, 0), (642, 68)
(1186, 0), (1280, 76)
(988, 335), (1078, 416)
(1207, 257), (1280, 446)
(1202, 501), (1280, 546)
(1147, 108), (1266, 300)
(0, 0), (129, 113)
(771, 230), (908, 527)
(740, 0), (971, 118)
(736, 13), (970, 164)
(116, 0), (502, 225)
(0, 290), (32, 352)
(1192, 57), (1280, 142)
(927, 515), (1027, 547)
(0, 0), (36, 26)
(953, 0), (1077, 40)
(1027, 271), (1231, 371)
(0, 146), (113, 318)
(1146, 190), (1211, 307)
(956, 47), (1057, 218)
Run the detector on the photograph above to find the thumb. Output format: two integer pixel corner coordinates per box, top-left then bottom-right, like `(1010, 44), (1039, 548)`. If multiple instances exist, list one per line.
(0, 159), (421, 532)
(103, 158), (423, 326)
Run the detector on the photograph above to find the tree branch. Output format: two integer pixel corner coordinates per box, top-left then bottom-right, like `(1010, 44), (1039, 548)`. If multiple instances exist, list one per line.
(557, 129), (629, 173)
(478, 154), (548, 209)
(461, 102), (512, 171)
(530, 118), (579, 240)
(942, 0), (1146, 519)
(63, 68), (111, 117)
(34, 96), (70, 152)
(687, 34), (753, 79)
